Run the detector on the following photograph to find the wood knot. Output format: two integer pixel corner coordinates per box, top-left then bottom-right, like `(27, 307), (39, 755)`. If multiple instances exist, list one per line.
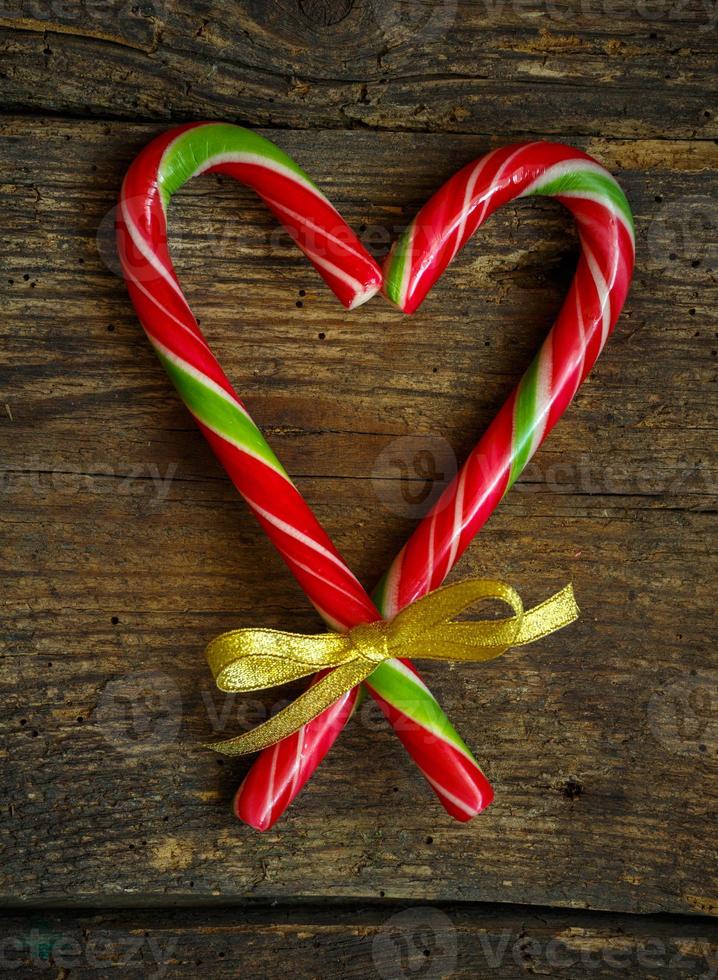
(297, 0), (355, 28)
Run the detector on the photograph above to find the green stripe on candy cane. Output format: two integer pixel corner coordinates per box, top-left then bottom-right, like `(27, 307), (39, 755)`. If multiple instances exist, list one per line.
(154, 345), (289, 474)
(525, 165), (635, 236)
(383, 222), (413, 309)
(157, 124), (320, 209)
(364, 659), (476, 760)
(507, 348), (550, 490)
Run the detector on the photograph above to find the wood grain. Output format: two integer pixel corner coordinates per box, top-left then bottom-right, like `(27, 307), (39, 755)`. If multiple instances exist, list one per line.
(0, 904), (717, 978)
(0, 0), (716, 138)
(1, 118), (717, 914)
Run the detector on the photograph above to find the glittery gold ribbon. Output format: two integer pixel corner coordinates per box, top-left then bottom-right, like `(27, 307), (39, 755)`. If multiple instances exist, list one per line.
(204, 578), (579, 756)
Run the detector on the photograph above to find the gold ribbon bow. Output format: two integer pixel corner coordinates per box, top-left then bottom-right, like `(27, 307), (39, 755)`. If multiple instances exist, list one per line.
(204, 578), (579, 756)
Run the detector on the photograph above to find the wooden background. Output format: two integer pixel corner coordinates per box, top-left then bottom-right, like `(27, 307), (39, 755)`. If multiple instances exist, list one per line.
(1, 0), (717, 976)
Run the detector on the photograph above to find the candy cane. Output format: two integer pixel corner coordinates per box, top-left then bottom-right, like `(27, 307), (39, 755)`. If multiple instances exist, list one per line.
(117, 122), (491, 830)
(240, 141), (634, 827)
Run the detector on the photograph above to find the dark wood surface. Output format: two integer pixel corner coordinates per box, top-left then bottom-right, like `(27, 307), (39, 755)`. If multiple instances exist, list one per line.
(1, 1), (717, 974)
(0, 904), (717, 978)
(1, 0), (716, 139)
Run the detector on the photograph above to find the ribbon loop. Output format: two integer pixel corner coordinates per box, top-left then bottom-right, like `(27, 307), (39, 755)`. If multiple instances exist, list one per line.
(204, 578), (579, 757)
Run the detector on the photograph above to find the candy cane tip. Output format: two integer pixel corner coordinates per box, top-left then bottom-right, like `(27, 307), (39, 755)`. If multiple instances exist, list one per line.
(402, 296), (423, 316)
(233, 785), (275, 831)
(476, 782), (495, 814)
(451, 789), (493, 821)
(346, 281), (382, 310)
(380, 272), (421, 315)
(385, 292), (422, 316)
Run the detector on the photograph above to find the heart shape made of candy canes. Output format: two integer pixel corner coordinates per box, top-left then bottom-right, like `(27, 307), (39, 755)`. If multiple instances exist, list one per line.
(116, 122), (488, 829)
(117, 125), (634, 831)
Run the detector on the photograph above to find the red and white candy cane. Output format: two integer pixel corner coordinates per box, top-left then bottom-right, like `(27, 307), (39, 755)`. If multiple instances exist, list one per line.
(240, 141), (634, 826)
(117, 122), (491, 830)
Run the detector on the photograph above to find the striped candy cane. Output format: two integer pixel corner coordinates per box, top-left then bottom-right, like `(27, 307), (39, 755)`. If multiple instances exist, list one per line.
(117, 123), (491, 830)
(240, 141), (634, 827)
(380, 141), (635, 608)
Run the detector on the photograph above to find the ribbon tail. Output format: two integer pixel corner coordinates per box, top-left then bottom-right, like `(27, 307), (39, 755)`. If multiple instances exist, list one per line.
(515, 584), (579, 645)
(204, 658), (372, 757)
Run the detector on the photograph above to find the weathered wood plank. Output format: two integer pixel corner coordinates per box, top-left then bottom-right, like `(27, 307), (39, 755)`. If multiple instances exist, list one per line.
(1, 119), (717, 913)
(0, 904), (717, 978)
(0, 0), (716, 138)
